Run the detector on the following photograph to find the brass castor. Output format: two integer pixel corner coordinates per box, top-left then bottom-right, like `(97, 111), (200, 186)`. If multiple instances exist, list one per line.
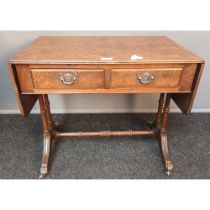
(39, 164), (48, 179)
(39, 173), (45, 179)
(165, 160), (173, 176)
(166, 170), (171, 176)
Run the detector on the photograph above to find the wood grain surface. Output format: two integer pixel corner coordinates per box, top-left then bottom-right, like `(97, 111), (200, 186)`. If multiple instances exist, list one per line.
(9, 36), (204, 64)
(8, 36), (204, 115)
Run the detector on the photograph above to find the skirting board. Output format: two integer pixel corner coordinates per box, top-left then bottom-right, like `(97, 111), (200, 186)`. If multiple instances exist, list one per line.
(0, 108), (210, 114)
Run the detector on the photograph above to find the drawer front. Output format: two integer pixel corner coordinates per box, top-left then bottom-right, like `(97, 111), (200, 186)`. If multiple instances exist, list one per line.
(110, 68), (183, 89)
(31, 69), (105, 89)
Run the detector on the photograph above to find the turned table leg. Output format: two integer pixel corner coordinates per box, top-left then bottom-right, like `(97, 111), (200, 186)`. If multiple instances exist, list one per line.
(39, 94), (56, 178)
(37, 93), (174, 178)
(149, 93), (165, 131)
(43, 94), (60, 132)
(160, 94), (173, 176)
(155, 93), (165, 130)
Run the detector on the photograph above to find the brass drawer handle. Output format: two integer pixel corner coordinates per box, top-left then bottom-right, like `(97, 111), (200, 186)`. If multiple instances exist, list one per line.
(59, 73), (78, 85)
(137, 72), (155, 84)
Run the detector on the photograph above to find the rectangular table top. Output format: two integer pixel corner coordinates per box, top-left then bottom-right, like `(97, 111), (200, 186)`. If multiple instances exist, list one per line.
(9, 36), (204, 64)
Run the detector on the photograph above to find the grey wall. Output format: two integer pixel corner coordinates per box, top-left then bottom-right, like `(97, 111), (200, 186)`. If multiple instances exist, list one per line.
(0, 31), (209, 113)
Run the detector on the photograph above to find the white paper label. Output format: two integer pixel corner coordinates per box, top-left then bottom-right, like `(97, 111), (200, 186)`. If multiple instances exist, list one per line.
(131, 54), (143, 61)
(100, 57), (113, 61)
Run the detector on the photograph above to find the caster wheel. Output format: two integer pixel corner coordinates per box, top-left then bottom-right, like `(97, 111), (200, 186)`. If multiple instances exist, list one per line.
(166, 170), (171, 176)
(165, 160), (173, 176)
(39, 173), (45, 179)
(39, 164), (48, 179)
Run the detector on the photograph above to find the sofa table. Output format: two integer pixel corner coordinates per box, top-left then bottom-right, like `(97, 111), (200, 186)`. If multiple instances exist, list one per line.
(8, 36), (204, 178)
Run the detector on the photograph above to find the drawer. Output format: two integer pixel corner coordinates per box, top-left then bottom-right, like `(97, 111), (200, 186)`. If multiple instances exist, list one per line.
(110, 68), (183, 89)
(31, 69), (105, 89)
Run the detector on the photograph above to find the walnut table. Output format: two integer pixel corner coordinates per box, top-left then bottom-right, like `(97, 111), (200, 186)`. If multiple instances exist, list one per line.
(8, 36), (204, 178)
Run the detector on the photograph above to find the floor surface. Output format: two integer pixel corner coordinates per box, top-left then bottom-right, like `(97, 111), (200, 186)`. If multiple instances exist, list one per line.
(0, 113), (209, 179)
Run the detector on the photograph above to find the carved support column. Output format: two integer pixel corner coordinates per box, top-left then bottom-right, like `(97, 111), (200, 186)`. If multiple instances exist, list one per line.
(156, 93), (165, 130)
(43, 94), (54, 131)
(160, 94), (173, 175)
(39, 94), (52, 178)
